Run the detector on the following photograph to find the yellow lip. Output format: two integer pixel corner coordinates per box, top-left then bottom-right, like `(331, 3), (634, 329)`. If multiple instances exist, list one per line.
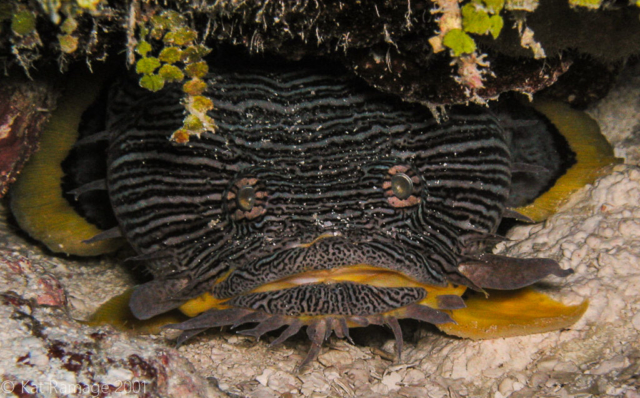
(179, 264), (467, 318)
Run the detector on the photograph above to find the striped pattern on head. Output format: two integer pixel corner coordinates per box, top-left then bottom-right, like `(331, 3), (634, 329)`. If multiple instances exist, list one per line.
(106, 61), (511, 305)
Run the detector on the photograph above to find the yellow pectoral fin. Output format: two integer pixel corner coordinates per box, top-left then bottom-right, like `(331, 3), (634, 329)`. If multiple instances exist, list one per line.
(514, 100), (622, 222)
(84, 287), (188, 335)
(437, 288), (588, 339)
(9, 65), (122, 256)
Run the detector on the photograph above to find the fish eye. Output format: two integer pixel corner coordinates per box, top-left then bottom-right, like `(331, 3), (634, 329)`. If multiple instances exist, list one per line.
(391, 173), (413, 200)
(237, 186), (256, 211)
(227, 177), (267, 221)
(384, 165), (421, 208)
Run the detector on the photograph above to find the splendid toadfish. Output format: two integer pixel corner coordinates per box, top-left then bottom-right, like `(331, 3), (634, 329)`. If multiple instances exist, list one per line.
(12, 53), (618, 368)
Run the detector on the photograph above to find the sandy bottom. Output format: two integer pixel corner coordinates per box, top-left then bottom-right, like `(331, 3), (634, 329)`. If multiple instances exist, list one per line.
(0, 64), (639, 398)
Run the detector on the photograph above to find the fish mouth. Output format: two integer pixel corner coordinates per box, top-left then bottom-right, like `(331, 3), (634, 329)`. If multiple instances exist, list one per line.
(169, 238), (585, 369)
(209, 230), (452, 301)
(122, 230), (585, 370)
(175, 229), (585, 332)
(180, 263), (467, 318)
(177, 230), (465, 320)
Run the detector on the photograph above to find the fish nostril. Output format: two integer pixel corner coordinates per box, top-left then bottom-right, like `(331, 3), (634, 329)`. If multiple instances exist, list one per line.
(391, 173), (413, 200)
